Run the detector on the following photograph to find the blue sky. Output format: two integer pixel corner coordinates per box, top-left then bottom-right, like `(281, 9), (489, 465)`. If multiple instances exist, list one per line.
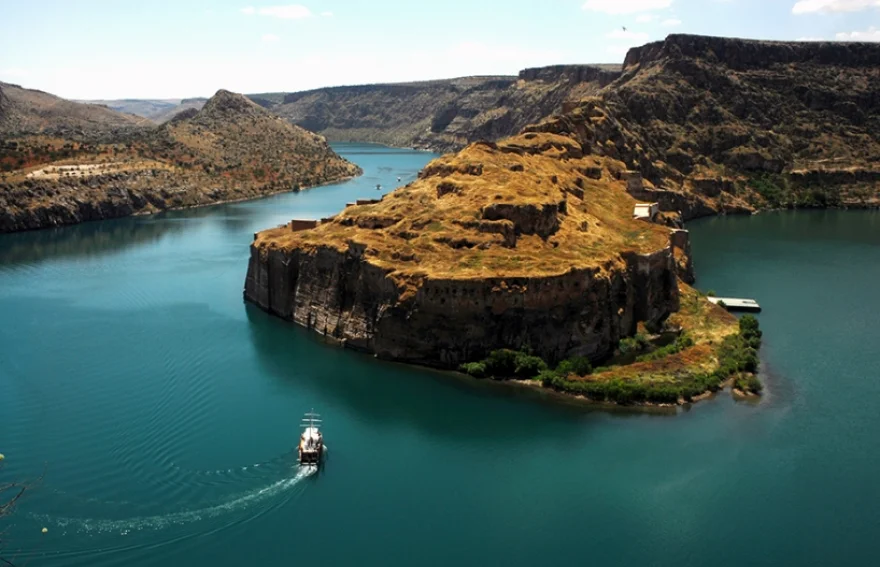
(1, 0), (878, 99)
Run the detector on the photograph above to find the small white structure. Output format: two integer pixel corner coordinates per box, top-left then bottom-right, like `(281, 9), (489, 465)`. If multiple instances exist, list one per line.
(708, 297), (762, 312)
(633, 202), (659, 220)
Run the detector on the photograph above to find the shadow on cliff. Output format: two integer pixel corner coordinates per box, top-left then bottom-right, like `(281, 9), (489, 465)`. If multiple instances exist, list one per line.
(245, 305), (666, 444)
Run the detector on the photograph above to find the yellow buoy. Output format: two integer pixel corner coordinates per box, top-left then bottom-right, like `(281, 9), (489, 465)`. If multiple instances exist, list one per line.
(0, 453), (5, 461)
(42, 527), (48, 534)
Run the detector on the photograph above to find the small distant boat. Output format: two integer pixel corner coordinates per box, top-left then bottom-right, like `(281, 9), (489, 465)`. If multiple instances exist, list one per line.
(376, 183), (382, 191)
(397, 176), (401, 182)
(298, 410), (324, 466)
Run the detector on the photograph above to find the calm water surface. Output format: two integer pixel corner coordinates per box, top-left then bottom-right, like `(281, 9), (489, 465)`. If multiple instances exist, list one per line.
(1, 146), (879, 566)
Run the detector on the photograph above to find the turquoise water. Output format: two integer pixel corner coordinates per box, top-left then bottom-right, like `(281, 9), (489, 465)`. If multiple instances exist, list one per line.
(1, 145), (879, 566)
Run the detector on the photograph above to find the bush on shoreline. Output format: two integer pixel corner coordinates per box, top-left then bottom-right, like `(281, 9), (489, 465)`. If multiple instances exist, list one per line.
(458, 316), (764, 403)
(542, 316), (764, 404)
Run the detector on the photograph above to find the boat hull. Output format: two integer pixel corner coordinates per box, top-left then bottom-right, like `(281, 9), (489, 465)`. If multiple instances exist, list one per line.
(299, 446), (323, 466)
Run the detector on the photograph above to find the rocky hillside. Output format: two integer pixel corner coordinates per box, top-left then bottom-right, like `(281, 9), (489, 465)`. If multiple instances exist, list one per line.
(553, 35), (880, 218)
(244, 34), (877, 404)
(267, 65), (621, 152)
(0, 82), (150, 141)
(0, 89), (361, 232)
(246, 130), (683, 368)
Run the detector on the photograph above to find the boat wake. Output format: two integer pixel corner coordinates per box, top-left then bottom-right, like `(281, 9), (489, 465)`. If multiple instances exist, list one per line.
(32, 466), (316, 535)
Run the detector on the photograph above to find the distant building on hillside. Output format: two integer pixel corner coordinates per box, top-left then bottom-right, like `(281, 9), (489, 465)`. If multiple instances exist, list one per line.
(633, 202), (659, 221)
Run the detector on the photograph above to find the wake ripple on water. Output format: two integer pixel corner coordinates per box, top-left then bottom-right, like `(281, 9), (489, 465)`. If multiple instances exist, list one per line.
(33, 466), (315, 536)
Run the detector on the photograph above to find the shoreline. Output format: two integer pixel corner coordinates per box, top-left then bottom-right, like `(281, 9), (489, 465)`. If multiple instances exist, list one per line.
(270, 318), (759, 413)
(1, 172), (362, 235)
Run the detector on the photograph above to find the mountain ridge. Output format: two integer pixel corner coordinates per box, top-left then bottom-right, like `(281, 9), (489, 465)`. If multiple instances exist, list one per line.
(0, 88), (361, 232)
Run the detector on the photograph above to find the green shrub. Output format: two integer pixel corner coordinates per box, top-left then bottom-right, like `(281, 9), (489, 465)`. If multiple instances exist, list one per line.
(483, 349), (518, 376)
(537, 369), (561, 385)
(618, 333), (650, 355)
(513, 352), (548, 379)
(459, 362), (487, 378)
(636, 333), (694, 362)
(739, 315), (762, 341)
(555, 356), (593, 377)
(706, 289), (717, 297)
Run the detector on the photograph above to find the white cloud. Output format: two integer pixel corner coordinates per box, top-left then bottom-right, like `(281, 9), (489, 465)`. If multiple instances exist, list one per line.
(241, 5), (313, 19)
(583, 0), (672, 14)
(320, 11), (333, 17)
(606, 28), (650, 41)
(661, 18), (682, 26)
(835, 26), (880, 40)
(636, 14), (657, 22)
(792, 0), (880, 14)
(262, 33), (280, 42)
(796, 36), (826, 40)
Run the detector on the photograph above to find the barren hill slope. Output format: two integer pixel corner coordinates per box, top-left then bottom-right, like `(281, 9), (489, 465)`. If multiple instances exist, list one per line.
(0, 89), (360, 232)
(0, 82), (150, 140)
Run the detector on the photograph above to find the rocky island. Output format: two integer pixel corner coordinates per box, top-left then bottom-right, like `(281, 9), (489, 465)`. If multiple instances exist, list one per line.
(245, 34), (880, 405)
(0, 85), (361, 232)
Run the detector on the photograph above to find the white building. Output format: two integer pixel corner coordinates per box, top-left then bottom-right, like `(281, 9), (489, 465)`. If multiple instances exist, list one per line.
(633, 202), (659, 220)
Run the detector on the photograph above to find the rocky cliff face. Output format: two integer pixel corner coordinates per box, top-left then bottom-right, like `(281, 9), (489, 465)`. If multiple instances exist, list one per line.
(0, 89), (361, 233)
(586, 34), (880, 217)
(267, 66), (620, 152)
(245, 131), (680, 367)
(245, 244), (676, 367)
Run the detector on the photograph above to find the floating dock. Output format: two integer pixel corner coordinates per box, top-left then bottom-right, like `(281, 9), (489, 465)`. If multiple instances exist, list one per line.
(708, 297), (761, 312)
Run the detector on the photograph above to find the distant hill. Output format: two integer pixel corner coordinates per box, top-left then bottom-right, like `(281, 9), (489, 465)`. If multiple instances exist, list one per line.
(0, 87), (361, 232)
(80, 97), (210, 124)
(0, 82), (150, 140)
(255, 66), (622, 152)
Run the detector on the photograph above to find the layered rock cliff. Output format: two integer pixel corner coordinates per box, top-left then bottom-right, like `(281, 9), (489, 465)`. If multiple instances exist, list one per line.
(0, 89), (361, 232)
(264, 65), (621, 152)
(576, 35), (880, 218)
(245, 132), (681, 367)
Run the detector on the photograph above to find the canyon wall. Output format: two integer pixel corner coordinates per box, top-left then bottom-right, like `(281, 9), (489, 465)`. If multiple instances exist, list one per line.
(268, 65), (620, 152)
(244, 243), (677, 367)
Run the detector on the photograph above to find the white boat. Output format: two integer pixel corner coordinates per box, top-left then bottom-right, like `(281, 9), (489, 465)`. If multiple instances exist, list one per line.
(298, 410), (324, 466)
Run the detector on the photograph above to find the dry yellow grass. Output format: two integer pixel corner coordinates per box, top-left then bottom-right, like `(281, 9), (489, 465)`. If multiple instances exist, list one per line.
(584, 283), (739, 385)
(256, 132), (671, 280)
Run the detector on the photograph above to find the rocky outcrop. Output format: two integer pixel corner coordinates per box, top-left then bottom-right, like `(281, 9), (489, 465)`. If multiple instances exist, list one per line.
(518, 64), (621, 86)
(244, 242), (677, 368)
(480, 201), (564, 239)
(245, 129), (682, 368)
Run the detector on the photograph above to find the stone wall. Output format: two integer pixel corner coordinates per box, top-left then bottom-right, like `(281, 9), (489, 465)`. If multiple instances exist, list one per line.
(244, 242), (679, 368)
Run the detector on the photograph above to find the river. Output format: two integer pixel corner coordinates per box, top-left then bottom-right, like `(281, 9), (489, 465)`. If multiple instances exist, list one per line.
(1, 144), (878, 566)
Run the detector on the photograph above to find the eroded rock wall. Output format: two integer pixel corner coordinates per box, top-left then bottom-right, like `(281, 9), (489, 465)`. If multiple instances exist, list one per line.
(244, 243), (679, 367)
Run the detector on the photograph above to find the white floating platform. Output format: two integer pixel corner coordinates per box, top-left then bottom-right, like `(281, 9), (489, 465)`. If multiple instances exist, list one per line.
(708, 297), (761, 312)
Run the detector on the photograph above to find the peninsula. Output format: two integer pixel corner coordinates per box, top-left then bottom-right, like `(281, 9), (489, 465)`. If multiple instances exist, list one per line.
(0, 85), (361, 232)
(245, 34), (880, 405)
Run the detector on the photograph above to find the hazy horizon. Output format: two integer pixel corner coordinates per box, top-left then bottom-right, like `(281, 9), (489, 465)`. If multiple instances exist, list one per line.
(1, 0), (878, 100)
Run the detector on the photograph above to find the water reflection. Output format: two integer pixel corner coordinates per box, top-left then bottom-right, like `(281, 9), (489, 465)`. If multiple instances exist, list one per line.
(245, 304), (663, 443)
(0, 216), (188, 266)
